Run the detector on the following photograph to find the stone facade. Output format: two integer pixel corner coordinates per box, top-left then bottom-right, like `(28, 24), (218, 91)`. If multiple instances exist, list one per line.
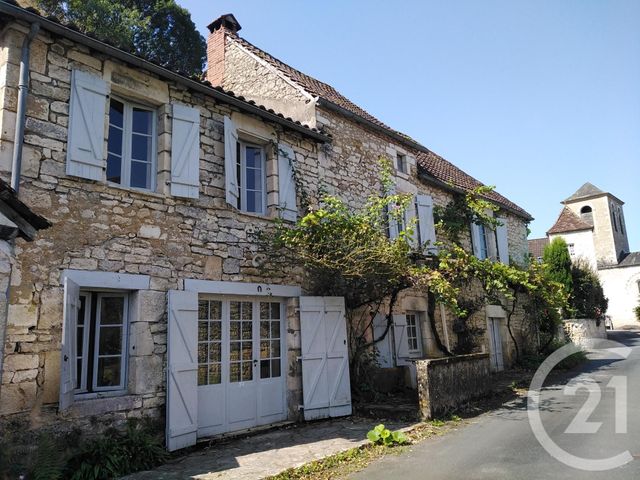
(563, 318), (607, 348)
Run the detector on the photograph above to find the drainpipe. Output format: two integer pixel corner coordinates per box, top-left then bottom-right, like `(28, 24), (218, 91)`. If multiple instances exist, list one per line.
(11, 22), (40, 194)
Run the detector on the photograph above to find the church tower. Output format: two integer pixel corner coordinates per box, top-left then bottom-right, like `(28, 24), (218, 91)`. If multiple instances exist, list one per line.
(562, 183), (629, 266)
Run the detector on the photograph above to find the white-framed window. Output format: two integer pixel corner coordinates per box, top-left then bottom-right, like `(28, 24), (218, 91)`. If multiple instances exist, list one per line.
(74, 291), (129, 395)
(568, 243), (575, 256)
(405, 311), (422, 355)
(236, 140), (266, 214)
(396, 153), (408, 174)
(107, 97), (157, 191)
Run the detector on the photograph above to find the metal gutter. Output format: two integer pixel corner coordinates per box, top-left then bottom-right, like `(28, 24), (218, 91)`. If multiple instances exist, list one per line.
(11, 21), (39, 193)
(0, 2), (331, 144)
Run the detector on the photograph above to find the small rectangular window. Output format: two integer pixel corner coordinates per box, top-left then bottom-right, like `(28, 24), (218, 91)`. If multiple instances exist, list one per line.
(236, 140), (266, 214)
(397, 154), (407, 174)
(568, 243), (575, 256)
(478, 224), (490, 260)
(107, 98), (156, 191)
(75, 292), (129, 394)
(406, 312), (422, 355)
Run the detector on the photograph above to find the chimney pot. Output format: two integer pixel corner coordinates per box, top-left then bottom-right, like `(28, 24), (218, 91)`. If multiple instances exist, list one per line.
(207, 14), (242, 34)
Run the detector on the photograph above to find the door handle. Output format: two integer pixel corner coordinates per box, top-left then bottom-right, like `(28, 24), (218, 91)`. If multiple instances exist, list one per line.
(253, 359), (258, 366)
(63, 355), (68, 362)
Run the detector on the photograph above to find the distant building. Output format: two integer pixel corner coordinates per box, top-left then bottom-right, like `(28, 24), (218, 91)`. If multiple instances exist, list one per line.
(530, 183), (639, 325)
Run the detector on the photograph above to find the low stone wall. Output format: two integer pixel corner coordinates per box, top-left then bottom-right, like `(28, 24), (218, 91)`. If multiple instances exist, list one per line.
(563, 318), (607, 348)
(415, 353), (491, 420)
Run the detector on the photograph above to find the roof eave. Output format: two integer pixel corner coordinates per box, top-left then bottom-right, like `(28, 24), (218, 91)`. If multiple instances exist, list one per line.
(547, 227), (593, 236)
(0, 3), (331, 144)
(418, 172), (534, 221)
(562, 192), (625, 206)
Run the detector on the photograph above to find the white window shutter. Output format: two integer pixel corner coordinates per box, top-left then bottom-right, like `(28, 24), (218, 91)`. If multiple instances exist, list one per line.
(372, 313), (394, 368)
(416, 194), (437, 253)
(60, 277), (79, 411)
(496, 217), (509, 264)
(470, 222), (482, 257)
(277, 143), (297, 221)
(66, 69), (107, 181)
(393, 314), (410, 366)
(405, 196), (418, 247)
(224, 116), (239, 207)
(171, 104), (200, 199)
(166, 289), (198, 451)
(299, 296), (352, 420)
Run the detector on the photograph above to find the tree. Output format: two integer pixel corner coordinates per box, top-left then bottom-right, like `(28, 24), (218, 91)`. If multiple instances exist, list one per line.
(543, 237), (573, 296)
(569, 260), (608, 319)
(34, 0), (206, 76)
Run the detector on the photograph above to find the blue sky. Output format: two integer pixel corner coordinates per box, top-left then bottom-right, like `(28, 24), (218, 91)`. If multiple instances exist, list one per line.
(179, 0), (640, 250)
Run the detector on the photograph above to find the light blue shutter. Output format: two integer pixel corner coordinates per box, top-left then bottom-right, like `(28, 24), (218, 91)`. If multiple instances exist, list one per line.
(393, 314), (410, 366)
(496, 217), (509, 264)
(66, 70), (107, 180)
(405, 196), (418, 247)
(224, 116), (239, 207)
(470, 222), (482, 257)
(166, 289), (198, 451)
(171, 104), (200, 199)
(278, 144), (297, 221)
(60, 277), (79, 411)
(416, 194), (437, 253)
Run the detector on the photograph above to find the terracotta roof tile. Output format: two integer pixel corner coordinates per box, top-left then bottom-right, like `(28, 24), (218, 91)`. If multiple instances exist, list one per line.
(528, 237), (549, 259)
(547, 207), (593, 234)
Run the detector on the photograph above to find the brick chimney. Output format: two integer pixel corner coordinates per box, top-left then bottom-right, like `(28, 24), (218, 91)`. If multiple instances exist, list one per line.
(206, 14), (242, 87)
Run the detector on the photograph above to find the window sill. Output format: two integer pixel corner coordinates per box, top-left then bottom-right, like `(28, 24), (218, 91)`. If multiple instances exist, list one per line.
(395, 171), (411, 181)
(106, 181), (166, 200)
(65, 393), (139, 417)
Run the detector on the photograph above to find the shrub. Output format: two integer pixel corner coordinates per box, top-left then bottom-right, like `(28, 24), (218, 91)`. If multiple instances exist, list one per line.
(366, 424), (408, 446)
(543, 238), (573, 295)
(569, 260), (608, 319)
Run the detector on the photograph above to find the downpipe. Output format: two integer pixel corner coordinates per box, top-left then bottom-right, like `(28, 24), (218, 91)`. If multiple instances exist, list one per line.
(11, 22), (40, 193)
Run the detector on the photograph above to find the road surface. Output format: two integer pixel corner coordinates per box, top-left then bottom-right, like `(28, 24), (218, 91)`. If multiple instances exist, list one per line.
(351, 330), (640, 480)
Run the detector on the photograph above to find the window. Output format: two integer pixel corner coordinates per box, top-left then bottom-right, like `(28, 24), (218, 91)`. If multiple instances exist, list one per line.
(236, 140), (266, 214)
(619, 209), (625, 235)
(75, 292), (129, 394)
(406, 312), (422, 354)
(107, 98), (156, 190)
(580, 205), (593, 224)
(259, 301), (282, 379)
(611, 205), (618, 232)
(478, 224), (490, 260)
(229, 301), (253, 382)
(396, 154), (408, 174)
(198, 300), (222, 386)
(568, 243), (575, 256)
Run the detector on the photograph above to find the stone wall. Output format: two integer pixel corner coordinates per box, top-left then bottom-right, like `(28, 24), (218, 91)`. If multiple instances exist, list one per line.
(563, 318), (607, 348)
(0, 21), (321, 433)
(415, 353), (491, 419)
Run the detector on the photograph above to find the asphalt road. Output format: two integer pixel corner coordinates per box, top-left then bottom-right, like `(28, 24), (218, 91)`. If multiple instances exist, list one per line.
(351, 330), (640, 480)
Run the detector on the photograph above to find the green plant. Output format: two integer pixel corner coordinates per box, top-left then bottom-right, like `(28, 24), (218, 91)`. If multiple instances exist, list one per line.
(569, 260), (608, 319)
(635, 302), (640, 322)
(543, 238), (573, 300)
(366, 424), (408, 446)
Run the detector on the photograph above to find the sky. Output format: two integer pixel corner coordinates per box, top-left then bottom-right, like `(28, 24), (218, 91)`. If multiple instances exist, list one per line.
(178, 0), (640, 250)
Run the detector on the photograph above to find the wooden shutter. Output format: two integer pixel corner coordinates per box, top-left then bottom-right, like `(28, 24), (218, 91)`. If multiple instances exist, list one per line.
(405, 196), (419, 247)
(166, 290), (198, 451)
(392, 314), (410, 366)
(171, 104), (201, 199)
(66, 69), (107, 181)
(59, 277), (79, 411)
(299, 296), (352, 420)
(417, 194), (437, 252)
(496, 217), (509, 264)
(277, 143), (298, 222)
(372, 313), (394, 368)
(224, 116), (239, 207)
(470, 222), (482, 258)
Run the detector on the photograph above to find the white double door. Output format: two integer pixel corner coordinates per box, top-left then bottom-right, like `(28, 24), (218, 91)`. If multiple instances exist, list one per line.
(197, 297), (286, 437)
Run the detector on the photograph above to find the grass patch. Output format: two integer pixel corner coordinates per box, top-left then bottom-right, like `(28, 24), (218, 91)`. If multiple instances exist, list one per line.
(265, 417), (463, 480)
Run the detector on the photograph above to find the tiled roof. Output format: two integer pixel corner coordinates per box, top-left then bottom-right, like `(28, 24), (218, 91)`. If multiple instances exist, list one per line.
(528, 237), (549, 259)
(229, 33), (532, 220)
(416, 150), (533, 219)
(547, 207), (593, 235)
(564, 182), (605, 202)
(618, 251), (640, 268)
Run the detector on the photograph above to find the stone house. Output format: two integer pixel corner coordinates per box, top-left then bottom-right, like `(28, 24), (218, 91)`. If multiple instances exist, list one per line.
(205, 15), (534, 378)
(0, 2), (534, 452)
(531, 182), (640, 325)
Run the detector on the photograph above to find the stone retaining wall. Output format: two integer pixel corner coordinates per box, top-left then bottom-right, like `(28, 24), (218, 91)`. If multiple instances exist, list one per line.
(563, 318), (607, 348)
(415, 353), (491, 419)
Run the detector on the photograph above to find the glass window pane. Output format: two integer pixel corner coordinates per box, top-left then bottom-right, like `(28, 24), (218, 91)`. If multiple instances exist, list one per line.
(198, 321), (208, 342)
(208, 364), (221, 384)
(131, 134), (151, 161)
(100, 297), (124, 325)
(97, 357), (121, 387)
(242, 342), (252, 360)
(246, 192), (256, 213)
(76, 325), (84, 353)
(107, 126), (123, 155)
(106, 154), (122, 184)
(109, 99), (124, 128)
(209, 342), (221, 363)
(230, 322), (240, 341)
(260, 341), (270, 359)
(198, 365), (208, 386)
(198, 301), (208, 320)
(260, 302), (269, 319)
(210, 301), (221, 320)
(130, 160), (150, 189)
(76, 359), (83, 389)
(230, 363), (240, 382)
(209, 321), (221, 341)
(132, 108), (152, 134)
(230, 342), (240, 361)
(252, 192), (263, 213)
(230, 302), (240, 320)
(242, 321), (252, 340)
(270, 321), (280, 339)
(260, 360), (270, 379)
(271, 359), (281, 378)
(246, 167), (256, 190)
(241, 302), (253, 320)
(242, 361), (253, 381)
(99, 326), (122, 355)
(198, 343), (207, 364)
(260, 321), (269, 338)
(271, 340), (280, 358)
(270, 303), (280, 320)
